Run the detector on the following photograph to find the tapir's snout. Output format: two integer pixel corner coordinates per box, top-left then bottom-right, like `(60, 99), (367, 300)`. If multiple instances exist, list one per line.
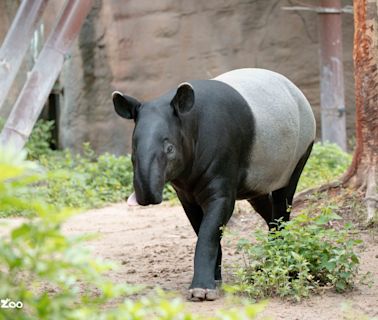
(133, 158), (164, 206)
(135, 191), (163, 206)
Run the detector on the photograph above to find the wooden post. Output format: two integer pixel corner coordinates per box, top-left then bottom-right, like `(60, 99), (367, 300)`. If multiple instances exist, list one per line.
(0, 0), (93, 151)
(282, 2), (350, 151)
(0, 0), (49, 111)
(318, 0), (347, 151)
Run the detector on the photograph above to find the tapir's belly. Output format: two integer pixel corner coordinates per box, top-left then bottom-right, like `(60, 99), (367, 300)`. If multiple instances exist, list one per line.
(214, 68), (316, 194)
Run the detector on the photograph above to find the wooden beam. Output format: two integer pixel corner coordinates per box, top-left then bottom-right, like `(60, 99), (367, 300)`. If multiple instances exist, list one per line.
(0, 0), (49, 111)
(0, 0), (93, 151)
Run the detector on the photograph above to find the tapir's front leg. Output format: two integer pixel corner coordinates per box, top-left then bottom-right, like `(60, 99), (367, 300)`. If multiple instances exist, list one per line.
(188, 195), (235, 301)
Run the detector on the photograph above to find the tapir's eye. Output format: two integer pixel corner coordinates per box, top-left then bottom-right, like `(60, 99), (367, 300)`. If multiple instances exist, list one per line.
(164, 142), (175, 158)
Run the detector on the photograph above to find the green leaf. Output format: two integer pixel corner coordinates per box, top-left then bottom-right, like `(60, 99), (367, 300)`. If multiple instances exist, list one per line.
(11, 224), (31, 240)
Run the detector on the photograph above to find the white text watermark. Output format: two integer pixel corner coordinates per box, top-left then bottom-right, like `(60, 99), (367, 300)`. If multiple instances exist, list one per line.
(1, 298), (23, 309)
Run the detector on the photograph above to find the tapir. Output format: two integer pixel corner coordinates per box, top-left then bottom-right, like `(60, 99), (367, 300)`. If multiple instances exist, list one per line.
(112, 68), (316, 301)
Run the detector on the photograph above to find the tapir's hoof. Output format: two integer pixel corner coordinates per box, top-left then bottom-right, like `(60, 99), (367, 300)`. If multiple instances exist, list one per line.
(188, 288), (218, 301)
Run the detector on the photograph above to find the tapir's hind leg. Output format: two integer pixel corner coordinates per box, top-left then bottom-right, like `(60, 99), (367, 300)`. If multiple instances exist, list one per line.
(285, 142), (314, 207)
(248, 194), (273, 227)
(271, 142), (314, 228)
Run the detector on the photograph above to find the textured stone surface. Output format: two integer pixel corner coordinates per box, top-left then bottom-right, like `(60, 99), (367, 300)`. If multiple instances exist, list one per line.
(60, 0), (124, 154)
(60, 0), (354, 154)
(1, 0), (355, 154)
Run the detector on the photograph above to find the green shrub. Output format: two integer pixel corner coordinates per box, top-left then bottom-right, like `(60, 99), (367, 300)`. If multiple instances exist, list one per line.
(0, 118), (55, 160)
(25, 119), (55, 160)
(0, 147), (128, 319)
(1, 146), (178, 217)
(298, 142), (352, 191)
(37, 144), (134, 209)
(0, 146), (265, 320)
(35, 142), (178, 210)
(229, 208), (361, 301)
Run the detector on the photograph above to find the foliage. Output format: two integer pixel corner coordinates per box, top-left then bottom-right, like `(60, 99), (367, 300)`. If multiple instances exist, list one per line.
(298, 142), (352, 191)
(25, 119), (55, 160)
(0, 145), (177, 216)
(0, 118), (54, 160)
(37, 143), (134, 209)
(38, 146), (178, 209)
(0, 119), (136, 211)
(229, 208), (362, 301)
(0, 146), (265, 320)
(163, 183), (179, 204)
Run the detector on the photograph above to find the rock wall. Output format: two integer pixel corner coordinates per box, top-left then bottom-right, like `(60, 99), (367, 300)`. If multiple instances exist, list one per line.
(60, 0), (355, 155)
(1, 0), (355, 155)
(60, 0), (118, 154)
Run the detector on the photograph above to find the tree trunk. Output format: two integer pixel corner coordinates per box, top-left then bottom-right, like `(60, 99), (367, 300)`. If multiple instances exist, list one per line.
(342, 0), (378, 223)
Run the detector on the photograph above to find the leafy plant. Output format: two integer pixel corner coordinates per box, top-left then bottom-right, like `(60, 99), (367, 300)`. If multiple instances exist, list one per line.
(298, 142), (352, 191)
(37, 144), (134, 209)
(35, 141), (179, 210)
(0, 146), (266, 319)
(0, 146), (127, 319)
(0, 117), (55, 160)
(25, 119), (55, 160)
(228, 208), (362, 301)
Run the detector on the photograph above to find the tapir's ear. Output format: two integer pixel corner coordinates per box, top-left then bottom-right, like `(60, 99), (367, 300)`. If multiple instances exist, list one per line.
(171, 82), (195, 115)
(112, 91), (141, 119)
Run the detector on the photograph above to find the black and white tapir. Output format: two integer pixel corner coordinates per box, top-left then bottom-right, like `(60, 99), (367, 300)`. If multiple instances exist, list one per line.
(112, 68), (316, 301)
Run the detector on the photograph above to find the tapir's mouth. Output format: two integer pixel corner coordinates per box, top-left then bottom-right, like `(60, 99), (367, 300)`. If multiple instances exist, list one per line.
(131, 191), (163, 206)
(133, 177), (164, 206)
(127, 191), (163, 206)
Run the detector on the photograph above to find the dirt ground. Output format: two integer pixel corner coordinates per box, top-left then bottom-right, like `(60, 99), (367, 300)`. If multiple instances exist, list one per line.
(2, 202), (376, 319)
(58, 202), (377, 319)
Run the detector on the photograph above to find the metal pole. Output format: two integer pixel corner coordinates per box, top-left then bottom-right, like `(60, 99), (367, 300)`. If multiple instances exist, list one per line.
(0, 0), (93, 151)
(318, 0), (347, 151)
(0, 0), (49, 112)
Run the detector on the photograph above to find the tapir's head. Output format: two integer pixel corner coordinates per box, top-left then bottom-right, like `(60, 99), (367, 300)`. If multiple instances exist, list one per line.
(112, 83), (194, 206)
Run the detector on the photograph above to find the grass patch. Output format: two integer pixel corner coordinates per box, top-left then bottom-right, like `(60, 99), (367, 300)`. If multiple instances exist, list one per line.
(298, 142), (352, 192)
(227, 208), (362, 301)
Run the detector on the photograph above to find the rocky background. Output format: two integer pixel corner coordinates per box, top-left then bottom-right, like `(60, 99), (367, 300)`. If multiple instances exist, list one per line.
(0, 0), (355, 155)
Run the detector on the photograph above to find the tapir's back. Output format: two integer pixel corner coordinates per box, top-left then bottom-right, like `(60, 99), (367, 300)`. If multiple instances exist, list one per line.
(213, 68), (316, 193)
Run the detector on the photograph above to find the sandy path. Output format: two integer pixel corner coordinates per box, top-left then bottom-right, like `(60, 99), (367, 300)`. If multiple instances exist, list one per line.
(59, 202), (378, 319)
(1, 202), (376, 318)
